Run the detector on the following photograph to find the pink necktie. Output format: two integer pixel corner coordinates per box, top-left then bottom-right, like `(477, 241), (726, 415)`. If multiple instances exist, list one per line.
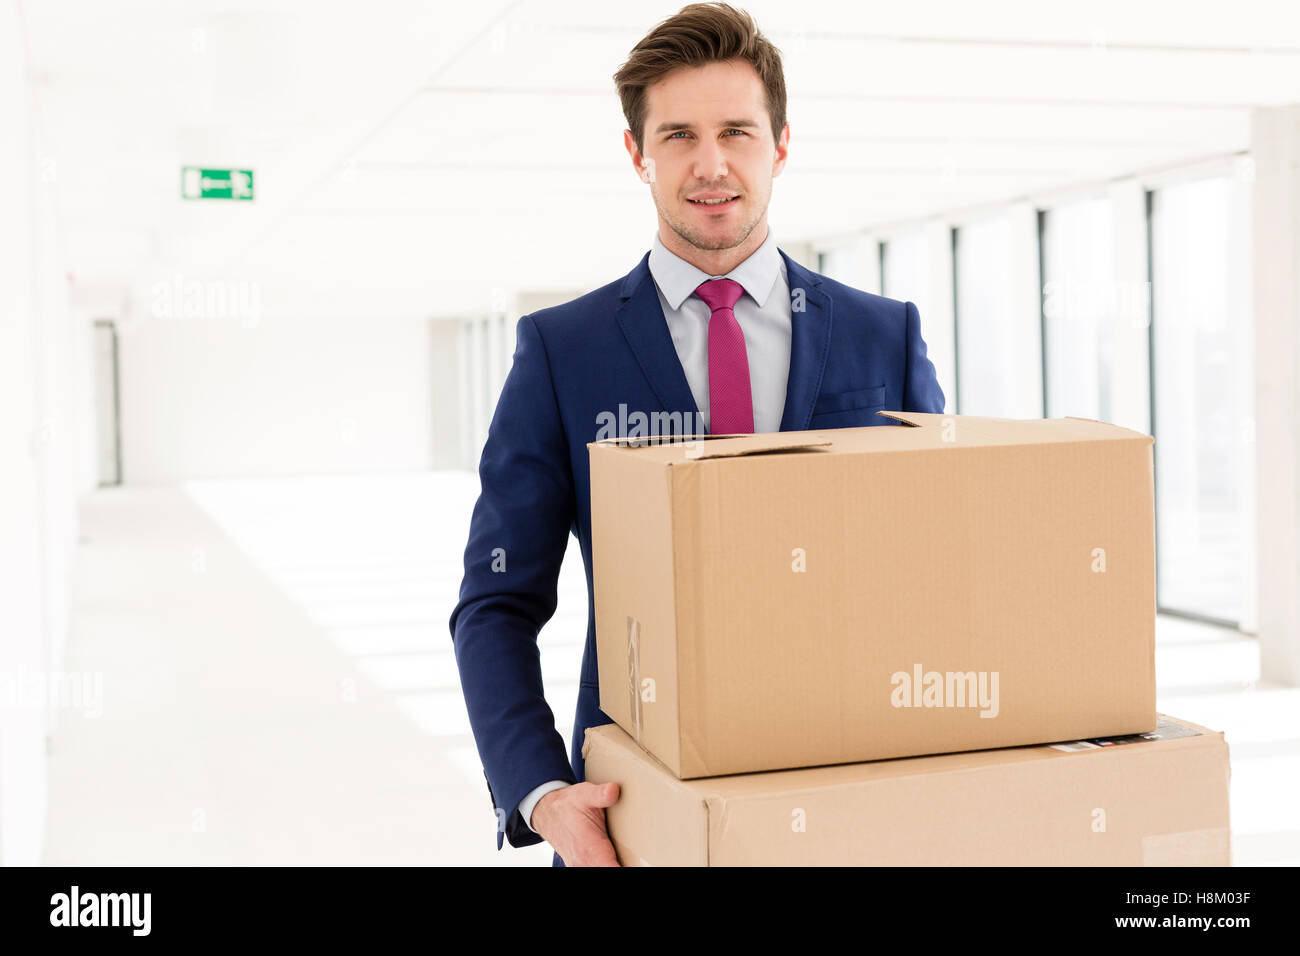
(695, 278), (754, 434)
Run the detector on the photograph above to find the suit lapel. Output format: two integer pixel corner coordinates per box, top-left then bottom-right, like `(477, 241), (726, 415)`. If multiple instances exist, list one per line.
(778, 249), (834, 432)
(613, 252), (704, 430)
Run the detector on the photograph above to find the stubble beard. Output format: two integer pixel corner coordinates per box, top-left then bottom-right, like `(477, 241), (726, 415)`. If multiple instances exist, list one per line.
(656, 189), (765, 253)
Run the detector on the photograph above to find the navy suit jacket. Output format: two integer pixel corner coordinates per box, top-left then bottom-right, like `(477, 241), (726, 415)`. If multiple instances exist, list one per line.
(448, 246), (945, 853)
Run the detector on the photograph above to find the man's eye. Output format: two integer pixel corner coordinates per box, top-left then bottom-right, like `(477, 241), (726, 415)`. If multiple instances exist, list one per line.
(668, 131), (689, 140)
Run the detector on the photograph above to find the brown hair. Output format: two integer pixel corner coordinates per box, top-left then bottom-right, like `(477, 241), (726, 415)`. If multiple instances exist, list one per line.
(613, 2), (787, 155)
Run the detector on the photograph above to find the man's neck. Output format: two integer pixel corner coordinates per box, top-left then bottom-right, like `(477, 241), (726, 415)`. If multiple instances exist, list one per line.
(658, 220), (769, 276)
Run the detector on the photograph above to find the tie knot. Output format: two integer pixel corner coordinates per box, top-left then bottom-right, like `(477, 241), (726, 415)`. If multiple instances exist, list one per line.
(694, 277), (744, 312)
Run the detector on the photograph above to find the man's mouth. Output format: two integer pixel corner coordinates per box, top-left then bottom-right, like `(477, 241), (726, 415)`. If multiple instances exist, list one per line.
(687, 195), (740, 207)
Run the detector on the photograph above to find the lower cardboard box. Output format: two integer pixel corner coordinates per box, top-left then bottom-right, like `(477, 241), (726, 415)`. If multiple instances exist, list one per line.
(581, 714), (1231, 866)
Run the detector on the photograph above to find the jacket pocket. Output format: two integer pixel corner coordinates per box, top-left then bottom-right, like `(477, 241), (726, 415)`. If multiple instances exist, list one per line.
(813, 384), (887, 414)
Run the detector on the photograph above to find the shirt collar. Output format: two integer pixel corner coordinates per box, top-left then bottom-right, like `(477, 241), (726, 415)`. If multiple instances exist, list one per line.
(648, 226), (784, 311)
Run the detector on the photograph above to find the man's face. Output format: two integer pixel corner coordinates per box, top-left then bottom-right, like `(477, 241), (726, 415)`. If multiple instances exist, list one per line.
(626, 58), (788, 254)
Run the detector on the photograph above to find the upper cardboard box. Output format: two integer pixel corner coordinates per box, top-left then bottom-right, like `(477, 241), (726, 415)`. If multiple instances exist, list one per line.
(588, 412), (1156, 778)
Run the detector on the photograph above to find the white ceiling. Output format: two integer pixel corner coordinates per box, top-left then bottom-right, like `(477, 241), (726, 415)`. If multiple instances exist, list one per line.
(20, 0), (1300, 316)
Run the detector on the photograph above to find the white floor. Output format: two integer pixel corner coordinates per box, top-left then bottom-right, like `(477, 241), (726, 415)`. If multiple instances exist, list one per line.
(42, 474), (1300, 865)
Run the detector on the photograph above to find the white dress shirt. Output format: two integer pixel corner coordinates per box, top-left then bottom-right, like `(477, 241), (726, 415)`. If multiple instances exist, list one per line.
(518, 227), (796, 835)
(648, 225), (792, 434)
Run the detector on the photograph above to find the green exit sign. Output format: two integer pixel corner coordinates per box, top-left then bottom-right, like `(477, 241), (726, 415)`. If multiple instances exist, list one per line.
(181, 167), (254, 200)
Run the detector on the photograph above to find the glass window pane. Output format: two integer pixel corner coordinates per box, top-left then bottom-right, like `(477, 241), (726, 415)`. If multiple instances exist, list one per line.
(882, 231), (956, 410)
(1150, 176), (1243, 623)
(819, 244), (872, 290)
(1041, 198), (1114, 421)
(954, 216), (1016, 415)
(882, 232), (927, 307)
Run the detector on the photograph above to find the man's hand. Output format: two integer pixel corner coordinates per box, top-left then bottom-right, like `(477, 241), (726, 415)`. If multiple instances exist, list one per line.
(531, 781), (621, 866)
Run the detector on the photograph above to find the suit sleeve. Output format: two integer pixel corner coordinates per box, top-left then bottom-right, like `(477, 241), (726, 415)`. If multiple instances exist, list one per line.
(448, 313), (579, 850)
(902, 300), (946, 413)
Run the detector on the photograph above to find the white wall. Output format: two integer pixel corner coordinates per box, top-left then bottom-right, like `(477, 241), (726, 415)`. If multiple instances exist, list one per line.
(0, 0), (45, 868)
(116, 310), (461, 482)
(0, 0), (96, 865)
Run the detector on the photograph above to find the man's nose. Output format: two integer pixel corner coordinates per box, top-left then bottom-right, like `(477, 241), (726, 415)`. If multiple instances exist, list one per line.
(692, 138), (728, 180)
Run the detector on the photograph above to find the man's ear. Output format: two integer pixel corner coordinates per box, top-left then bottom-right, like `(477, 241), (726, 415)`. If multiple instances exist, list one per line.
(772, 122), (790, 178)
(624, 129), (654, 183)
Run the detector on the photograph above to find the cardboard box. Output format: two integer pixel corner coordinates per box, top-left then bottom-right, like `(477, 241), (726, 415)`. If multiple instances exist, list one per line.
(589, 412), (1156, 778)
(582, 714), (1231, 866)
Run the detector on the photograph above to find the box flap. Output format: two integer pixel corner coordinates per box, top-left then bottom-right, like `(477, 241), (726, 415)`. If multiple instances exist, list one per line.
(681, 433), (832, 460)
(873, 410), (929, 428)
(592, 431), (830, 459)
(875, 409), (1153, 444)
(593, 433), (711, 447)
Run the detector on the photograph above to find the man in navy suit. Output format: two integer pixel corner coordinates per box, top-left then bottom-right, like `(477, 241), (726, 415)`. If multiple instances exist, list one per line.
(449, 2), (945, 867)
